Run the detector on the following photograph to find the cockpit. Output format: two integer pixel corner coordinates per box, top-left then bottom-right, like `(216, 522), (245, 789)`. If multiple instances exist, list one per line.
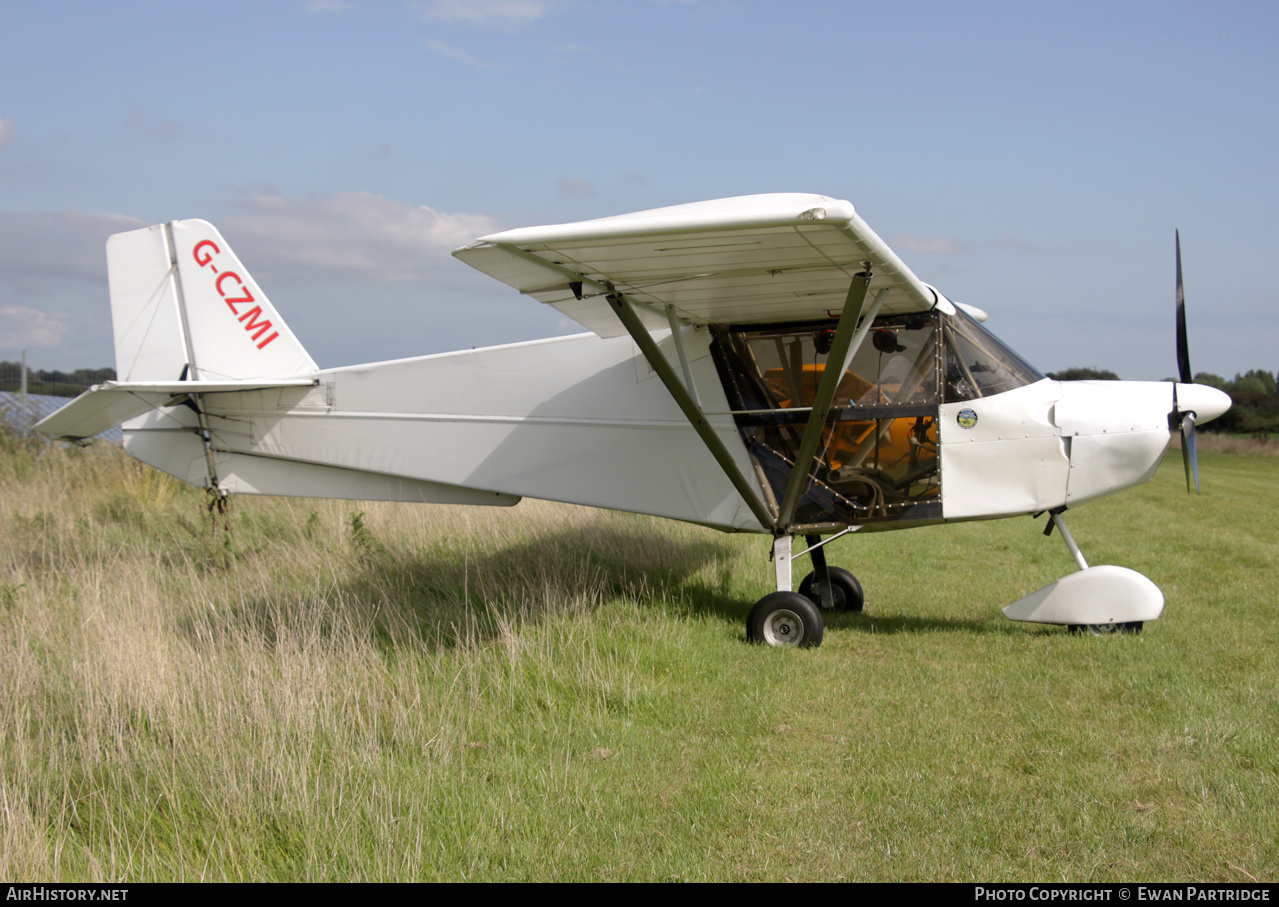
(709, 308), (1044, 529)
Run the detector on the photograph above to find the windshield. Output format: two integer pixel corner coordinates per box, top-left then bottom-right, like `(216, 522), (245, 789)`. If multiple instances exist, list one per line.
(942, 308), (1044, 401)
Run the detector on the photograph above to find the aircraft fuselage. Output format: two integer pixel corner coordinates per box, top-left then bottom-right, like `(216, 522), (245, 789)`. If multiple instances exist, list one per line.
(122, 313), (1229, 534)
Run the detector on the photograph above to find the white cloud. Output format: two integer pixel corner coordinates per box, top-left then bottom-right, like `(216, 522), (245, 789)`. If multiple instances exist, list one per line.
(888, 232), (966, 254)
(0, 210), (148, 282)
(412, 0), (550, 30)
(304, 0), (352, 13)
(219, 190), (503, 285)
(123, 102), (182, 141)
(0, 197), (530, 367)
(999, 233), (1039, 252)
(0, 211), (145, 365)
(422, 37), (493, 68)
(0, 306), (68, 349)
(556, 178), (595, 197)
(0, 194), (505, 295)
(0, 119), (13, 149)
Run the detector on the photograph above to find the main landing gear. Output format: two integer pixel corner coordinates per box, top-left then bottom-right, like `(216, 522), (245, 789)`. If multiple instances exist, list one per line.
(747, 533), (863, 648)
(748, 513), (1166, 647)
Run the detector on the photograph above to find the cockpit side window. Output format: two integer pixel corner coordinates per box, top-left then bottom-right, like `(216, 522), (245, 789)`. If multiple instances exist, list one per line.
(942, 308), (1044, 401)
(726, 315), (939, 412)
(709, 314), (943, 528)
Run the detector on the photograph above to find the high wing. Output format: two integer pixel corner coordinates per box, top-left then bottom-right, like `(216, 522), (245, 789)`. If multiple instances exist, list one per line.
(453, 193), (955, 337)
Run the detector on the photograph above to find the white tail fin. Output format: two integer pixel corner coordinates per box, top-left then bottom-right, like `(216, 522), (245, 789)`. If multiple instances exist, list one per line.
(109, 220), (316, 382)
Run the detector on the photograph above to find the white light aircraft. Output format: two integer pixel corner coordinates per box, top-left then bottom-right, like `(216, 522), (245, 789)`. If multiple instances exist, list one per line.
(37, 194), (1230, 647)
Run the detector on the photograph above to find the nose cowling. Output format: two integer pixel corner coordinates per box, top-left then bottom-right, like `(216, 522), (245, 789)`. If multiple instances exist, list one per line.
(1173, 383), (1232, 425)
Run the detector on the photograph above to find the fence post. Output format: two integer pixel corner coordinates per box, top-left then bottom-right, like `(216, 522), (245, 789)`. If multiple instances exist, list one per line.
(20, 350), (29, 435)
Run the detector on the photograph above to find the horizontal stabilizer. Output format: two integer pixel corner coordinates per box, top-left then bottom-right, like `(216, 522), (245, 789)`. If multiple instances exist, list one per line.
(34, 378), (317, 440)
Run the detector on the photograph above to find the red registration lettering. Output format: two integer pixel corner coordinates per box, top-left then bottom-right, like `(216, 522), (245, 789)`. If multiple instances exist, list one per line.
(214, 272), (255, 314)
(193, 239), (220, 267)
(193, 238), (276, 350)
(238, 306), (275, 343)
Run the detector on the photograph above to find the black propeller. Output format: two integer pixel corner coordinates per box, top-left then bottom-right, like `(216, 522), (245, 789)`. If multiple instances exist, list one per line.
(1172, 230), (1200, 493)
(1176, 231), (1191, 384)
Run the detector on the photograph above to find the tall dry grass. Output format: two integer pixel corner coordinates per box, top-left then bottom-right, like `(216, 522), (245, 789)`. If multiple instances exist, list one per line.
(5, 429), (1276, 881)
(1, 432), (735, 879)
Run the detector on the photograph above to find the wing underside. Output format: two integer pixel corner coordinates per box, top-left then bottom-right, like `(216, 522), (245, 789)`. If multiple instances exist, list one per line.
(453, 193), (947, 336)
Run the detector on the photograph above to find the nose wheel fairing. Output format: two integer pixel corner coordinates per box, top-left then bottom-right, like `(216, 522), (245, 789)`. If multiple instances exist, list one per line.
(1003, 565), (1164, 628)
(1003, 510), (1162, 631)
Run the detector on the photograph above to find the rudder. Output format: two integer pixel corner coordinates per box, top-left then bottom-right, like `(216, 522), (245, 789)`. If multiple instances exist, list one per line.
(108, 220), (316, 383)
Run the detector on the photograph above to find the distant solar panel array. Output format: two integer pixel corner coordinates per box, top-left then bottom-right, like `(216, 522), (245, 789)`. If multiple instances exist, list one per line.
(0, 392), (123, 443)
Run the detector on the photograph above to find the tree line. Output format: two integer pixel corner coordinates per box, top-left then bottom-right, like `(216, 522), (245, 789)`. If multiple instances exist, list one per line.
(0, 362), (116, 397)
(1190, 369), (1279, 434)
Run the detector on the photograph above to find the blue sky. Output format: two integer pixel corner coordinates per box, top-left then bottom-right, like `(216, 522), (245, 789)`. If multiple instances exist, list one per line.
(1, 0), (1275, 380)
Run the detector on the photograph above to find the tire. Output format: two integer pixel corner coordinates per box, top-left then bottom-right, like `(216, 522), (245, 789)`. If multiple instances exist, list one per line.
(798, 567), (864, 613)
(747, 592), (824, 648)
(1067, 621), (1143, 635)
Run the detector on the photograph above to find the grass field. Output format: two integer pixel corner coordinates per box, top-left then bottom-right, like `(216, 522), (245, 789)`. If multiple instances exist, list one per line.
(2, 431), (1276, 881)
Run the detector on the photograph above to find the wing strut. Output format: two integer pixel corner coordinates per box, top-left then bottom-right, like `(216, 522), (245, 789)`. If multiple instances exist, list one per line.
(604, 288), (777, 531)
(776, 271), (885, 527)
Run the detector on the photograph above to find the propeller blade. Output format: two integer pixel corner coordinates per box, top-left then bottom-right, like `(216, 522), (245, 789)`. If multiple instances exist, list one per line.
(1175, 230), (1192, 384)
(1181, 410), (1199, 494)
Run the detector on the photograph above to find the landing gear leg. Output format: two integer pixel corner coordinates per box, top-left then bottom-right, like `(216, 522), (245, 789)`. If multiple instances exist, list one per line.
(772, 533), (794, 592)
(1047, 509), (1089, 572)
(803, 533), (836, 611)
(747, 535), (826, 648)
(1047, 510), (1144, 634)
(1001, 509), (1160, 632)
(797, 533), (865, 613)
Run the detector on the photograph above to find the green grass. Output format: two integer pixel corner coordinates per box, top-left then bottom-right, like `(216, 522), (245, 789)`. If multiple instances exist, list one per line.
(2, 434), (1276, 881)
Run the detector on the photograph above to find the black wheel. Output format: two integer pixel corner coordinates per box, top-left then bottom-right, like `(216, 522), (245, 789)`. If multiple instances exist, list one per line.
(1067, 621), (1143, 635)
(798, 567), (864, 613)
(747, 592), (824, 648)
